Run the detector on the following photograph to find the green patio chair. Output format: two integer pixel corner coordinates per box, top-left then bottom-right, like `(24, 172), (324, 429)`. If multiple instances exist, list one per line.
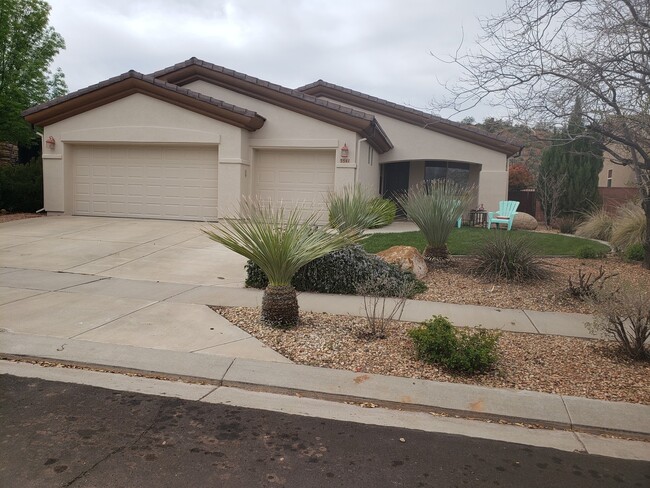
(487, 200), (519, 230)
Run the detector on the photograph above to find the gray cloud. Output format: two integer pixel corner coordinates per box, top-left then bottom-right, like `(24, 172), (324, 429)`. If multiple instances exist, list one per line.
(48, 0), (509, 121)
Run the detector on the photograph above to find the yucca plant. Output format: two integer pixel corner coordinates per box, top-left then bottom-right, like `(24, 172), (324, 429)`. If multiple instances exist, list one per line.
(327, 184), (389, 236)
(610, 202), (646, 251)
(203, 201), (357, 328)
(575, 206), (614, 241)
(396, 180), (475, 261)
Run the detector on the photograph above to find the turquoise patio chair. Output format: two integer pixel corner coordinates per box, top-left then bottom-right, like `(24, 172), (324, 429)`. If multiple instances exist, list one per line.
(487, 200), (519, 230)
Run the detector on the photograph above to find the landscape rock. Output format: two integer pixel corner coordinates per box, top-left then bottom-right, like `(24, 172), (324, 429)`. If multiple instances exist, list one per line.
(513, 212), (539, 230)
(376, 246), (427, 279)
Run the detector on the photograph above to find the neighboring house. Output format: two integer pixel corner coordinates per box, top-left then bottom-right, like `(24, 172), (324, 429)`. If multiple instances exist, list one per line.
(598, 153), (638, 189)
(23, 58), (521, 222)
(597, 149), (639, 211)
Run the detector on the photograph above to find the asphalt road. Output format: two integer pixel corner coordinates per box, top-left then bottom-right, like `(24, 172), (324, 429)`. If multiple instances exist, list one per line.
(1, 374), (648, 487)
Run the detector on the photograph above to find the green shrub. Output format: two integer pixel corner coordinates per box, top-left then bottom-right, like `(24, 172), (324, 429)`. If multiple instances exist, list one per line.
(575, 245), (606, 259)
(409, 316), (500, 373)
(471, 233), (547, 282)
(327, 185), (394, 234)
(0, 159), (43, 212)
(555, 216), (580, 234)
(610, 202), (646, 251)
(245, 245), (426, 298)
(368, 198), (396, 228)
(624, 243), (645, 262)
(395, 180), (475, 261)
(575, 207), (613, 241)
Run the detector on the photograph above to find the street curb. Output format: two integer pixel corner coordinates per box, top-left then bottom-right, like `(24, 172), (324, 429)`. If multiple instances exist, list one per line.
(1, 331), (648, 441)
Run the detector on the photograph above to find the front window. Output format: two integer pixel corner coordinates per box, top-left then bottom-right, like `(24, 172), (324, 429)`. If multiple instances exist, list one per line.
(425, 161), (470, 187)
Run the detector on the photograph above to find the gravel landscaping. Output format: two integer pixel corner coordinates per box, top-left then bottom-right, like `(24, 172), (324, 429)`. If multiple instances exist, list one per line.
(0, 212), (44, 223)
(213, 306), (650, 405)
(415, 255), (650, 314)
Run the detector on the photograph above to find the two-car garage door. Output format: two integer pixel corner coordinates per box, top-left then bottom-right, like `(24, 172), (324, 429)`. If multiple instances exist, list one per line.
(253, 149), (335, 222)
(72, 145), (335, 222)
(73, 144), (218, 221)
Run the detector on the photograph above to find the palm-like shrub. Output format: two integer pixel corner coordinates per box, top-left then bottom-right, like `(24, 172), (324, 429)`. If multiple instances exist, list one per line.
(396, 180), (474, 261)
(610, 202), (646, 251)
(203, 201), (356, 328)
(327, 185), (393, 236)
(575, 207), (614, 241)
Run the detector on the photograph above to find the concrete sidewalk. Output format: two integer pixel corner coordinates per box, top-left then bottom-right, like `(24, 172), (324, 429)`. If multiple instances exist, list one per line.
(0, 267), (594, 339)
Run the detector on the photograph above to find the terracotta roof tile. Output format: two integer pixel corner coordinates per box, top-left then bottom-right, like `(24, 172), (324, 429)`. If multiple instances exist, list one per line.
(297, 79), (523, 156)
(23, 70), (265, 125)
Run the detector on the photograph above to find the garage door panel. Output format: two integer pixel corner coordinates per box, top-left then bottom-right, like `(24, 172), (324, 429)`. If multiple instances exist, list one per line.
(73, 144), (218, 221)
(254, 149), (335, 222)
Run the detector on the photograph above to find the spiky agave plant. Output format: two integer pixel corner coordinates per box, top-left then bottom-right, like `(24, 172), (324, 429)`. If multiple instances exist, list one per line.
(203, 200), (357, 328)
(326, 184), (388, 237)
(396, 180), (475, 262)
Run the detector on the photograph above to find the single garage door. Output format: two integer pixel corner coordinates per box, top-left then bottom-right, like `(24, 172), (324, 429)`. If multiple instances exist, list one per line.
(254, 149), (335, 222)
(73, 144), (218, 221)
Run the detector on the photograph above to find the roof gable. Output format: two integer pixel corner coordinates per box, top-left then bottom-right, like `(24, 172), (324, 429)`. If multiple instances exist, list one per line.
(297, 80), (522, 157)
(23, 71), (266, 131)
(152, 58), (393, 153)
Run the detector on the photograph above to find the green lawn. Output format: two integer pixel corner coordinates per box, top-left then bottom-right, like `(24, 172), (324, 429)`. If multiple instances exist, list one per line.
(362, 227), (610, 256)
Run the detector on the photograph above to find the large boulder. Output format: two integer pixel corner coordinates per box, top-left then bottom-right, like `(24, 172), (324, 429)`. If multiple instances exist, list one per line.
(512, 212), (539, 230)
(376, 246), (427, 279)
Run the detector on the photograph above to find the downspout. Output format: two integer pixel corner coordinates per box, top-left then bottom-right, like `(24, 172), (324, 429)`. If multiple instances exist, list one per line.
(34, 130), (46, 213)
(354, 138), (367, 185)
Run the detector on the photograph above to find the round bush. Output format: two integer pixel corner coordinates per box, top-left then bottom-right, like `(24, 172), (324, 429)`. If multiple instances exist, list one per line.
(245, 245), (425, 297)
(409, 315), (500, 374)
(575, 245), (606, 259)
(624, 243), (645, 262)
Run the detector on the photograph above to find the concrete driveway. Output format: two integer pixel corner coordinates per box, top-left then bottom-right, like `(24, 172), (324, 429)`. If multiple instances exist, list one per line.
(0, 216), (247, 285)
(0, 216), (288, 363)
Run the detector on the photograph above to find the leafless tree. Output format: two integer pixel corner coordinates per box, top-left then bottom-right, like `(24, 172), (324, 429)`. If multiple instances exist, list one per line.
(434, 0), (650, 268)
(536, 170), (567, 229)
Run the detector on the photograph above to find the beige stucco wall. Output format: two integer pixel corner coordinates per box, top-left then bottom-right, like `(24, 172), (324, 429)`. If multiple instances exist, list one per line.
(354, 141), (380, 194)
(184, 81), (374, 196)
(315, 96), (509, 210)
(598, 155), (637, 188)
(375, 115), (507, 211)
(42, 93), (248, 216)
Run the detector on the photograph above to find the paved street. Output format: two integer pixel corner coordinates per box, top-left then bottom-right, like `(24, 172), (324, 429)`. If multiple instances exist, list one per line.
(1, 375), (648, 488)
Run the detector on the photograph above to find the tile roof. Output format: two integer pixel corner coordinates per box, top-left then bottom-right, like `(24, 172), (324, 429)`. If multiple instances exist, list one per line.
(23, 70), (266, 130)
(297, 79), (523, 156)
(151, 58), (393, 153)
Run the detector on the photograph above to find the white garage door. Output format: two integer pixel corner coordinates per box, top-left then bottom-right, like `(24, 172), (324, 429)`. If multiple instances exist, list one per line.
(254, 149), (335, 222)
(73, 144), (218, 221)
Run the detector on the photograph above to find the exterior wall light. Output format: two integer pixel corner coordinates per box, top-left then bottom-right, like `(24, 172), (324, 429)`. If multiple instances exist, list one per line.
(45, 136), (56, 149)
(340, 143), (349, 158)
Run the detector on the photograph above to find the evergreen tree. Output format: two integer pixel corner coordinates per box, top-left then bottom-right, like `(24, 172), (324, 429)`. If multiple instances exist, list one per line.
(538, 100), (603, 216)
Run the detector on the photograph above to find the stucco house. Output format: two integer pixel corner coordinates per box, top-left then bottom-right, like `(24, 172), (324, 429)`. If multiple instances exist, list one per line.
(23, 58), (521, 222)
(596, 146), (640, 211)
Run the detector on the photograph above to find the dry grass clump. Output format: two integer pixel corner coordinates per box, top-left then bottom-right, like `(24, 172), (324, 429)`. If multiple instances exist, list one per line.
(575, 207), (614, 241)
(610, 202), (646, 251)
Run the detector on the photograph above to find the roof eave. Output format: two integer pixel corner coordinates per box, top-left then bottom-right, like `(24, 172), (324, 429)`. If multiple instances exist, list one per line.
(300, 83), (522, 157)
(23, 73), (265, 132)
(153, 60), (393, 153)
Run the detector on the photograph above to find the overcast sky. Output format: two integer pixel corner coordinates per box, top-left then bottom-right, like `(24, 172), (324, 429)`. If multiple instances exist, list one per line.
(47, 0), (510, 122)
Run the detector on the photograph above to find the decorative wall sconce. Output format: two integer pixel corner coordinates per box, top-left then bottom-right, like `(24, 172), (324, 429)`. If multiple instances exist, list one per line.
(340, 143), (349, 158)
(45, 136), (56, 149)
